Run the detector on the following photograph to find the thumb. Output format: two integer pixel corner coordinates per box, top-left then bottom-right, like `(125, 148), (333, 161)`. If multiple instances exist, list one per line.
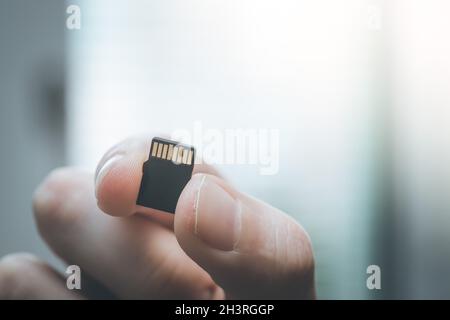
(174, 173), (315, 299)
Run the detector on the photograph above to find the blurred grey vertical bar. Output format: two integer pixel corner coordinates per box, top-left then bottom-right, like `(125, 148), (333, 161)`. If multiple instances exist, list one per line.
(366, 0), (397, 299)
(0, 0), (66, 267)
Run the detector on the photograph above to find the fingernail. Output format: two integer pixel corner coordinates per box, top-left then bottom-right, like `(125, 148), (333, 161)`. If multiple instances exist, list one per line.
(94, 154), (123, 198)
(193, 175), (241, 251)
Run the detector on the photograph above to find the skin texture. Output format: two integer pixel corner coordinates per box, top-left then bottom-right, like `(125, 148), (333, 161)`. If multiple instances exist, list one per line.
(0, 136), (315, 299)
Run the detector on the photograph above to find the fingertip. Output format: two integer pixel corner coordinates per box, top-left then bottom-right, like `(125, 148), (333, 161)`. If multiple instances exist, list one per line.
(95, 154), (143, 217)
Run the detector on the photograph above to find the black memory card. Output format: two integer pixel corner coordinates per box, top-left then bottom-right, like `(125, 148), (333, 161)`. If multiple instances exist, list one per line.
(136, 137), (195, 213)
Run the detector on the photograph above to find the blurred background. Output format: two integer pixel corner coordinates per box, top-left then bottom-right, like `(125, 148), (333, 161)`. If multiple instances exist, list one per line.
(0, 0), (449, 299)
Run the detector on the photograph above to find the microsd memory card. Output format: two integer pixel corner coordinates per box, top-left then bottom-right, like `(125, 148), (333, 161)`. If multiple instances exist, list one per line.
(136, 137), (195, 213)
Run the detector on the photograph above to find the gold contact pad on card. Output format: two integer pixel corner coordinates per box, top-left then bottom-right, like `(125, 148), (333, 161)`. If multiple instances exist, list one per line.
(151, 142), (158, 157)
(187, 150), (193, 165)
(151, 141), (193, 165)
(177, 147), (183, 163)
(162, 144), (168, 159)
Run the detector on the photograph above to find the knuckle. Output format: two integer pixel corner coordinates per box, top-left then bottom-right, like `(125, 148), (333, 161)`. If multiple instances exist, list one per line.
(33, 167), (85, 236)
(0, 253), (41, 299)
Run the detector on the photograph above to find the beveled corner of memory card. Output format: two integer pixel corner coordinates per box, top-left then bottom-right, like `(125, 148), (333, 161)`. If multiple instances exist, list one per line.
(136, 137), (195, 213)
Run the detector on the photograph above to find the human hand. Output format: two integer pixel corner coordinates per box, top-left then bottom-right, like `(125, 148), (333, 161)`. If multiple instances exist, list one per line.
(0, 136), (315, 299)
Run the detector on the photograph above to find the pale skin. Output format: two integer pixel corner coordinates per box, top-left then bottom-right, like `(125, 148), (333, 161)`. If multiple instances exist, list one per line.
(0, 136), (315, 299)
